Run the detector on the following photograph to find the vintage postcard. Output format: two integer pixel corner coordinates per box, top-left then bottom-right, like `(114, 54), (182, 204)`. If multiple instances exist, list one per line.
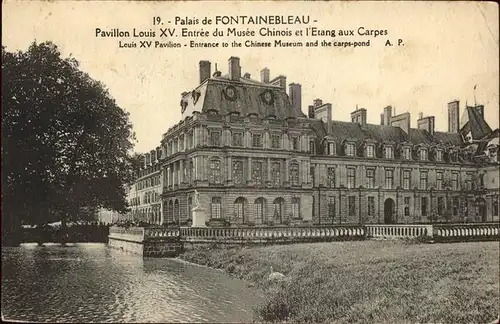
(2, 1), (499, 323)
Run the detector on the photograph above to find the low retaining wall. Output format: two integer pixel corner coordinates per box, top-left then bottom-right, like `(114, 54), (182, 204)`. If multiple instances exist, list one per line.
(108, 222), (500, 257)
(108, 227), (183, 257)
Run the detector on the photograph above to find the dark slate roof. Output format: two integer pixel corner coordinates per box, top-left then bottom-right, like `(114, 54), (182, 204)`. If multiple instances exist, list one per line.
(310, 120), (465, 147)
(200, 79), (305, 119)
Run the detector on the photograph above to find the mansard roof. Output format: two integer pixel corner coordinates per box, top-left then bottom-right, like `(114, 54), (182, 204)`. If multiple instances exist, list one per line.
(180, 77), (305, 120)
(310, 120), (463, 147)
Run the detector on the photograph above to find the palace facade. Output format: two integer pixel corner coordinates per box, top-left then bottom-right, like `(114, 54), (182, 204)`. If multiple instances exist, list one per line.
(126, 57), (500, 226)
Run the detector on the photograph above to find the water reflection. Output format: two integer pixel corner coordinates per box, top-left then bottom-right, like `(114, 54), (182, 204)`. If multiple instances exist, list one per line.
(2, 244), (262, 323)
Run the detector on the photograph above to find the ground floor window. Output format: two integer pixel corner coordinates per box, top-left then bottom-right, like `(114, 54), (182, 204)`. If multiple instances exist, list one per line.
(367, 197), (375, 216)
(291, 197), (300, 219)
(328, 197), (336, 220)
(404, 197), (410, 217)
(211, 197), (221, 219)
(348, 196), (356, 217)
(421, 197), (428, 217)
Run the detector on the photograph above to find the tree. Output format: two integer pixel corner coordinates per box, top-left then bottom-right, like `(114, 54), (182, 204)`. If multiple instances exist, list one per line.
(2, 41), (137, 229)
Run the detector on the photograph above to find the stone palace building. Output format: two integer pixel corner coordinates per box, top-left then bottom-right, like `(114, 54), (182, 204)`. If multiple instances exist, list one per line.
(124, 57), (500, 227)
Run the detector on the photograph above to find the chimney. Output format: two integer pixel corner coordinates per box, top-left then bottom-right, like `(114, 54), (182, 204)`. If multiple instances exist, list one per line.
(383, 106), (393, 126)
(351, 108), (367, 126)
(289, 83), (302, 112)
(447, 100), (460, 133)
(143, 155), (147, 169)
(199, 60), (211, 84)
(390, 112), (411, 135)
(313, 102), (332, 131)
(308, 105), (315, 118)
(260, 67), (270, 83)
(145, 153), (151, 167)
(243, 72), (251, 79)
(313, 98), (323, 108)
(417, 115), (435, 135)
(270, 75), (286, 90)
(380, 113), (385, 125)
(151, 150), (157, 164)
(418, 112), (423, 120)
(228, 56), (241, 81)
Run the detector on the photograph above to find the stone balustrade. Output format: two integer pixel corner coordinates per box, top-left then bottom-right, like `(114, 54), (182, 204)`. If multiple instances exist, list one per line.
(108, 222), (499, 257)
(365, 224), (432, 239)
(433, 223), (499, 242)
(180, 226), (365, 244)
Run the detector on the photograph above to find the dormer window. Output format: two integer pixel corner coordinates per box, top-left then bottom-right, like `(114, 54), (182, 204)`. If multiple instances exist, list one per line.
(435, 149), (443, 162)
(384, 146), (394, 159)
(420, 148), (428, 161)
(402, 147), (412, 160)
(328, 142), (336, 156)
(366, 145), (375, 158)
(345, 143), (356, 157)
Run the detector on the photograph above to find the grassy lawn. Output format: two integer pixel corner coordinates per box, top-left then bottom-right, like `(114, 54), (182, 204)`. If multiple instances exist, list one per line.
(179, 241), (499, 323)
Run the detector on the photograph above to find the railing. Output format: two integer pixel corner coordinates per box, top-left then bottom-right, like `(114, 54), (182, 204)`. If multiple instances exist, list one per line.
(180, 225), (365, 244)
(433, 223), (499, 241)
(365, 224), (432, 239)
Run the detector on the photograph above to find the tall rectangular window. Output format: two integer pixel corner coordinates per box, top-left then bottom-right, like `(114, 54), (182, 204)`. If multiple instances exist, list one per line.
(348, 196), (356, 216)
(404, 197), (410, 217)
(292, 137), (299, 150)
(327, 167), (336, 188)
(403, 170), (411, 189)
(420, 171), (428, 190)
(420, 149), (428, 161)
(290, 162), (300, 186)
(384, 146), (394, 159)
(252, 161), (264, 185)
(328, 197), (336, 220)
(452, 173), (458, 190)
(435, 150), (443, 162)
(232, 160), (244, 185)
(179, 135), (184, 151)
(453, 197), (459, 215)
(421, 197), (428, 217)
(328, 142), (335, 155)
(252, 134), (262, 148)
(368, 197), (375, 216)
(385, 169), (394, 189)
(271, 134), (281, 149)
(346, 143), (355, 156)
(436, 172), (443, 190)
(366, 145), (375, 158)
(211, 197), (221, 219)
(403, 147), (411, 160)
(271, 162), (281, 186)
(366, 169), (375, 188)
(209, 131), (221, 146)
(209, 159), (221, 184)
(466, 173), (472, 191)
(291, 198), (300, 219)
(437, 197), (445, 216)
(232, 132), (243, 147)
(309, 141), (315, 154)
(347, 168), (356, 189)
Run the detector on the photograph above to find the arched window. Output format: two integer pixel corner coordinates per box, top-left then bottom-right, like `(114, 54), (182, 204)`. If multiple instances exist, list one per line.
(273, 198), (284, 224)
(174, 200), (180, 224)
(209, 158), (222, 184)
(234, 197), (247, 222)
(291, 197), (300, 219)
(254, 198), (266, 223)
(168, 201), (174, 223)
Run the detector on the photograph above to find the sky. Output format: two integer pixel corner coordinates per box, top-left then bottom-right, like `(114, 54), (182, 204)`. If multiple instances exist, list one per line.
(2, 1), (499, 153)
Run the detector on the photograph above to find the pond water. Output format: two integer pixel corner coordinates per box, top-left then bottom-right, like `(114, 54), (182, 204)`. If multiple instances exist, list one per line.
(1, 243), (263, 323)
